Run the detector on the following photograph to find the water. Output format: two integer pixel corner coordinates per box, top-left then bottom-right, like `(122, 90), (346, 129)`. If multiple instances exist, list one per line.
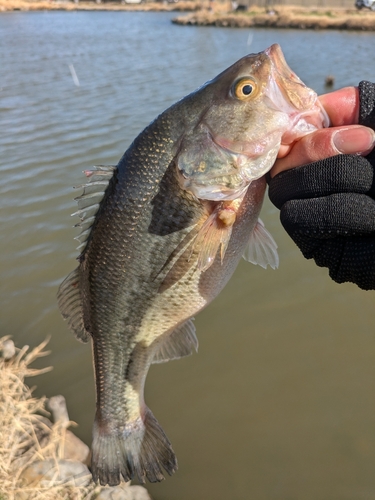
(1, 11), (375, 499)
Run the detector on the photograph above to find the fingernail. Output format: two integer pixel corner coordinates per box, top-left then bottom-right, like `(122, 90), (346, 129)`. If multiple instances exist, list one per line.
(333, 127), (375, 154)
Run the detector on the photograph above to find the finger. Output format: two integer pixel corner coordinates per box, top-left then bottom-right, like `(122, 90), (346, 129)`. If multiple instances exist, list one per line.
(276, 88), (361, 162)
(319, 86), (360, 126)
(272, 125), (375, 177)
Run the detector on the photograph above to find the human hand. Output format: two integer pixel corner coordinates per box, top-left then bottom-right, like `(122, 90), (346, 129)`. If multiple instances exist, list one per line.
(268, 81), (375, 290)
(273, 86), (375, 176)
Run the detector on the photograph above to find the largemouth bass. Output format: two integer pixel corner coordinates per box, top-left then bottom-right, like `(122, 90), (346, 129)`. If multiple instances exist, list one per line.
(57, 44), (328, 486)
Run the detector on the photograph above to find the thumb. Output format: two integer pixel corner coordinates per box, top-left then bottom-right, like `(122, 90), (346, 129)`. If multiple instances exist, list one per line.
(272, 125), (375, 178)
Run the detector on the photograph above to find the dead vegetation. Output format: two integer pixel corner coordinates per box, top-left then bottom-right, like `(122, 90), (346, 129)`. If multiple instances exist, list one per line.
(0, 336), (99, 500)
(0, 337), (151, 500)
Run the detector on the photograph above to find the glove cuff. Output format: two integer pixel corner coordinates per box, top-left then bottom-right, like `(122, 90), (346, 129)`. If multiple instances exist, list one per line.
(358, 81), (375, 129)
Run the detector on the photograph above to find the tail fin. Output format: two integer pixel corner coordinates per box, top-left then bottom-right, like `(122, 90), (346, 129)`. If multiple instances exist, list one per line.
(91, 407), (177, 486)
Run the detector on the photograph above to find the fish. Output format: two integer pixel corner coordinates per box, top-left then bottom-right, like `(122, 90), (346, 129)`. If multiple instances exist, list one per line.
(57, 44), (328, 487)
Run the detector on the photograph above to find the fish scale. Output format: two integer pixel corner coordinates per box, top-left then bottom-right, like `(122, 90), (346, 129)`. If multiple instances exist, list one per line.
(57, 44), (327, 486)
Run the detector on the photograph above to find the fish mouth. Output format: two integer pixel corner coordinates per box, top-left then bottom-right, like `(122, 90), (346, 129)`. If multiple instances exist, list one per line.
(265, 44), (317, 112)
(208, 44), (329, 156)
(264, 44), (330, 134)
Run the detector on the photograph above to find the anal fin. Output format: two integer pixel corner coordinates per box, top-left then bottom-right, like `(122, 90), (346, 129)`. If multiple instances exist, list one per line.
(152, 319), (198, 364)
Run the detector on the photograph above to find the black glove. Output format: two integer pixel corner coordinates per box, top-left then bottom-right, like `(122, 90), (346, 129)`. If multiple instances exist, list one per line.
(268, 81), (375, 290)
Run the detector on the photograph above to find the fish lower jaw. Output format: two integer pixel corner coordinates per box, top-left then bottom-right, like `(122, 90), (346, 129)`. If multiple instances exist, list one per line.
(282, 105), (330, 144)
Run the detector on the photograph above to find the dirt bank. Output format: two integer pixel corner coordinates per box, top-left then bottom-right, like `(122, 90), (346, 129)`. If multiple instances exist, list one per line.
(173, 5), (375, 30)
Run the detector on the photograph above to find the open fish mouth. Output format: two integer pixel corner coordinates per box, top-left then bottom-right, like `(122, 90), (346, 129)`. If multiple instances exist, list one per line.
(264, 44), (330, 131)
(264, 44), (317, 112)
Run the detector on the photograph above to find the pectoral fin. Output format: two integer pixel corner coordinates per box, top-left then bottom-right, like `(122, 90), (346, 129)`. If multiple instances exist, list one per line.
(157, 204), (232, 290)
(158, 201), (239, 290)
(191, 202), (240, 272)
(242, 219), (279, 269)
(190, 212), (230, 272)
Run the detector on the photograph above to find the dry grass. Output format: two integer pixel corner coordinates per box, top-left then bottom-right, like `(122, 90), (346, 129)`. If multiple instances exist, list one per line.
(0, 336), (100, 500)
(173, 4), (375, 30)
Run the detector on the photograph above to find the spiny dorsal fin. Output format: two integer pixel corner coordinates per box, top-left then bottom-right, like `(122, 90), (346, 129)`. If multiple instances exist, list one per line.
(152, 319), (198, 364)
(57, 267), (91, 343)
(242, 218), (279, 269)
(57, 165), (116, 342)
(72, 165), (116, 254)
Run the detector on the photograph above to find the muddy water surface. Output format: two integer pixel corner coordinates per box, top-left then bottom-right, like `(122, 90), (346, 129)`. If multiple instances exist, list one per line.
(1, 12), (375, 499)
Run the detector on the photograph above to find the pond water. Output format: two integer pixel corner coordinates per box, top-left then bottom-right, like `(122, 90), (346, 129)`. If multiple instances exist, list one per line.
(1, 11), (375, 499)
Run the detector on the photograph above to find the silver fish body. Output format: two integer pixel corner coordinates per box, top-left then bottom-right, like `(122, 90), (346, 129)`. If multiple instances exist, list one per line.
(57, 44), (326, 486)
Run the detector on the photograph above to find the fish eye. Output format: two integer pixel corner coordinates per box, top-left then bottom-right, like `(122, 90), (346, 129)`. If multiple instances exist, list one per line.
(233, 78), (258, 100)
(242, 84), (253, 95)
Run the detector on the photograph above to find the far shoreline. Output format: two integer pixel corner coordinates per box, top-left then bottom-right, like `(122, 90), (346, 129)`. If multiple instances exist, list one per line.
(0, 0), (199, 12)
(1, 0), (375, 31)
(172, 5), (375, 31)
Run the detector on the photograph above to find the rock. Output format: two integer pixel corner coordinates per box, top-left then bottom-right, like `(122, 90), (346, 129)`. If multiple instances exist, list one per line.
(47, 395), (70, 424)
(63, 429), (91, 464)
(46, 395), (91, 463)
(128, 486), (153, 500)
(325, 75), (335, 87)
(96, 484), (152, 500)
(20, 459), (91, 488)
(1, 339), (16, 360)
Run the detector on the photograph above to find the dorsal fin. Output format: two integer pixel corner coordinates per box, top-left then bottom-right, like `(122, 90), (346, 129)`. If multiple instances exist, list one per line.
(72, 165), (116, 254)
(152, 319), (198, 364)
(57, 267), (91, 343)
(57, 165), (116, 342)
